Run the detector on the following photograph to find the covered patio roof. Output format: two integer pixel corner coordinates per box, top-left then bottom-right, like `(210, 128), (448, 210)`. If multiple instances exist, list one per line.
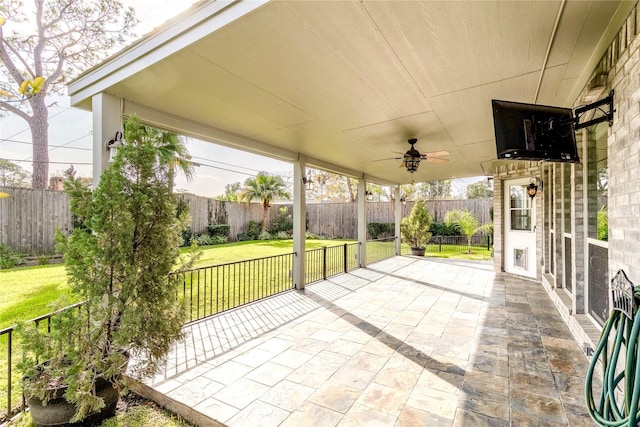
(68, 0), (633, 185)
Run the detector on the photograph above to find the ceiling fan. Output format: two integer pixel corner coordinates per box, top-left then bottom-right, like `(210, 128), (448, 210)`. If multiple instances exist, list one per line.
(375, 138), (449, 173)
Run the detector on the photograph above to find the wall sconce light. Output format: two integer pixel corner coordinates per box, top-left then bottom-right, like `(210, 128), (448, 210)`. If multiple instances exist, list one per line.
(400, 194), (408, 206)
(105, 131), (123, 162)
(527, 177), (543, 199)
(302, 176), (313, 190)
(365, 190), (374, 201)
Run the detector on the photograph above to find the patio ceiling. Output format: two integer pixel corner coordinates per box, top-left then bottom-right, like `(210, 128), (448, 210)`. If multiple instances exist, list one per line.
(68, 0), (633, 185)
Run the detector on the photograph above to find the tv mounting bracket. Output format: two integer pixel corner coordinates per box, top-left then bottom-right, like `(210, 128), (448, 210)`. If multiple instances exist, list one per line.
(548, 90), (615, 131)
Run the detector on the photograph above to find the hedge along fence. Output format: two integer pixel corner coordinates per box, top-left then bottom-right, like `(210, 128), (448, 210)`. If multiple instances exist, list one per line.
(0, 186), (492, 254)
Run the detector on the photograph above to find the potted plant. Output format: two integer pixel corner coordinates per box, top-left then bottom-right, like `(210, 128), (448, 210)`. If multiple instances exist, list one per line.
(19, 116), (196, 425)
(401, 200), (433, 256)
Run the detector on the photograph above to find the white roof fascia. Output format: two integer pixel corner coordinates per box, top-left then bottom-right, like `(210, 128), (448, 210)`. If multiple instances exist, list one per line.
(68, 0), (269, 107)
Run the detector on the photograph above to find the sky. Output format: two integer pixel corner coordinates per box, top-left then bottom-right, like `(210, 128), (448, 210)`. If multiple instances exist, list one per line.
(0, 0), (476, 198)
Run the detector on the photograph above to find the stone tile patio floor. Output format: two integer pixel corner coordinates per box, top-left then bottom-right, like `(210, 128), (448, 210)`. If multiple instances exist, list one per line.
(141, 256), (597, 426)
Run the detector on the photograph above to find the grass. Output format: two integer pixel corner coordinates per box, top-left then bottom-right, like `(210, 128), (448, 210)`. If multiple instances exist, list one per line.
(7, 394), (194, 427)
(179, 240), (358, 322)
(424, 246), (493, 260)
(0, 239), (354, 329)
(191, 238), (353, 269)
(0, 264), (71, 329)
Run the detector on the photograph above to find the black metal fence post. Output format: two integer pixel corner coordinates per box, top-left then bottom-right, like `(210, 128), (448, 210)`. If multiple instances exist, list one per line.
(7, 330), (11, 422)
(323, 246), (328, 280)
(343, 243), (348, 273)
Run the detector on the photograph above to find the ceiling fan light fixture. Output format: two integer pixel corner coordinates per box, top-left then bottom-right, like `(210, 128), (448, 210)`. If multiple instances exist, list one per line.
(404, 155), (421, 172)
(404, 139), (421, 173)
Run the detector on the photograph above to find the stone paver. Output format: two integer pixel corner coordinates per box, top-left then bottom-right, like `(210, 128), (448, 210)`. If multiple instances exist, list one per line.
(142, 256), (595, 426)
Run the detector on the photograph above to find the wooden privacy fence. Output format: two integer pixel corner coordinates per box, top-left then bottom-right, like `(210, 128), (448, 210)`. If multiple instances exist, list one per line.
(0, 187), (492, 254)
(0, 187), (73, 254)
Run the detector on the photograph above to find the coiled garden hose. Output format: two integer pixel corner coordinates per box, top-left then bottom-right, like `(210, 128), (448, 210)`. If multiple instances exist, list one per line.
(585, 290), (640, 427)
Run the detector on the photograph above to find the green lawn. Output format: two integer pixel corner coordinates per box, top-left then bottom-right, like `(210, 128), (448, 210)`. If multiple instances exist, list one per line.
(0, 239), (354, 329)
(424, 246), (493, 260)
(178, 239), (356, 322)
(0, 264), (71, 329)
(191, 239), (354, 269)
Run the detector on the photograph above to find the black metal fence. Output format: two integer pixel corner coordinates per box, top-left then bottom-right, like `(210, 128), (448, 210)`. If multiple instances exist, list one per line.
(305, 243), (360, 284)
(0, 301), (86, 423)
(366, 237), (397, 264)
(1, 241), (369, 420)
(176, 253), (295, 323)
(400, 234), (492, 255)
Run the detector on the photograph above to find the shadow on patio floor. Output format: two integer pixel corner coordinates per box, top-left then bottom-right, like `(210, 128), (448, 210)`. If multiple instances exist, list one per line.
(135, 256), (596, 426)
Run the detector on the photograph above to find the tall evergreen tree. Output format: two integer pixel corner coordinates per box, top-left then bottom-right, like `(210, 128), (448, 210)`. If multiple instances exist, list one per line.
(20, 116), (195, 422)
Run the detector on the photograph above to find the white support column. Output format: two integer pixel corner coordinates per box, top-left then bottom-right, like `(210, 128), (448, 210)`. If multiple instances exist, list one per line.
(394, 186), (402, 255)
(92, 93), (122, 187)
(358, 178), (367, 267)
(293, 155), (307, 289)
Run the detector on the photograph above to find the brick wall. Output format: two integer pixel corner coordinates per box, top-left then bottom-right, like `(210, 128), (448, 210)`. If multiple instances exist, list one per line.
(608, 9), (640, 281)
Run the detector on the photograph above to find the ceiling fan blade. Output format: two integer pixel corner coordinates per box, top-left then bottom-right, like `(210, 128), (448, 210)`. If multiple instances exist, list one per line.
(372, 156), (402, 162)
(424, 150), (450, 158)
(425, 157), (449, 164)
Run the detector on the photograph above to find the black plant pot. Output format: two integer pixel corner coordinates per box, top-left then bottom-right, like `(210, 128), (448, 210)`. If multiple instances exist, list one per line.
(26, 375), (119, 427)
(410, 247), (425, 256)
(24, 354), (128, 427)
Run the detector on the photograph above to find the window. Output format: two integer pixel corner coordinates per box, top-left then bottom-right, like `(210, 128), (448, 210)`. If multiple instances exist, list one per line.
(588, 126), (608, 241)
(564, 163), (572, 233)
(510, 185), (533, 231)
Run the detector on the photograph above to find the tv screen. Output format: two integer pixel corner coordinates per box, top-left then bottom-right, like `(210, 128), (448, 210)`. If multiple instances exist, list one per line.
(492, 99), (579, 163)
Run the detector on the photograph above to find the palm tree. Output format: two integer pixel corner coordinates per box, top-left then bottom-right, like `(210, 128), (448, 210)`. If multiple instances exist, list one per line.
(444, 209), (493, 254)
(239, 172), (291, 233)
(144, 126), (195, 190)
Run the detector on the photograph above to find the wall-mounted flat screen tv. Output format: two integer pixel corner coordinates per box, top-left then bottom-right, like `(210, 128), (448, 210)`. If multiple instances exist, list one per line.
(492, 99), (579, 163)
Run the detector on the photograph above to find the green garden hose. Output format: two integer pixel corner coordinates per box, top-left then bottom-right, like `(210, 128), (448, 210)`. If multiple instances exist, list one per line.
(586, 289), (640, 426)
